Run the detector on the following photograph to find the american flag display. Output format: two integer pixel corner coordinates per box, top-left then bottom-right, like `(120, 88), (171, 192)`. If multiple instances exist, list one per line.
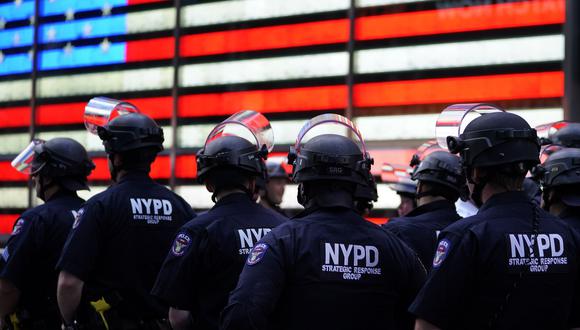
(0, 0), (566, 236)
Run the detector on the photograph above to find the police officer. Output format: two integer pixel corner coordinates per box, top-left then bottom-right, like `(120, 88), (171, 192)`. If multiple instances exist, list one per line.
(258, 158), (289, 216)
(548, 122), (580, 148)
(410, 111), (580, 329)
(0, 138), (94, 330)
(151, 111), (285, 330)
(539, 148), (580, 233)
(56, 113), (195, 329)
(383, 150), (465, 270)
(221, 114), (426, 330)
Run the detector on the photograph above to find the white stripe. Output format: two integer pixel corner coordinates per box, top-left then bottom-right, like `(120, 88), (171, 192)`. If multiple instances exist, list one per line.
(181, 0), (430, 27)
(356, 35), (564, 74)
(126, 8), (176, 34)
(0, 188), (29, 208)
(356, 108), (563, 141)
(180, 52), (347, 87)
(181, 0), (348, 27)
(175, 183), (400, 209)
(37, 67), (173, 98)
(0, 133), (30, 154)
(0, 80), (31, 102)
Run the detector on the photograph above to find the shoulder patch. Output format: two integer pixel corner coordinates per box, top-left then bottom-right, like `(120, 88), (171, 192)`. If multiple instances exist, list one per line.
(11, 218), (25, 236)
(72, 208), (84, 229)
(171, 233), (192, 257)
(246, 243), (269, 266)
(433, 238), (451, 268)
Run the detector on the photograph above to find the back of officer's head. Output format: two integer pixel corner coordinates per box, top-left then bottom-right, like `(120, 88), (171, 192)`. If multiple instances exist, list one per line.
(540, 148), (580, 210)
(33, 137), (95, 197)
(292, 134), (368, 207)
(459, 112), (540, 190)
(99, 113), (164, 172)
(413, 151), (465, 203)
(197, 135), (262, 197)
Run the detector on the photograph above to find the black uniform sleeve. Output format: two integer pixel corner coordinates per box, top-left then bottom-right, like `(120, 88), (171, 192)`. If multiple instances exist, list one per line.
(221, 230), (287, 330)
(569, 229), (580, 327)
(151, 226), (208, 311)
(56, 202), (104, 281)
(394, 242), (427, 329)
(408, 230), (477, 329)
(0, 216), (42, 289)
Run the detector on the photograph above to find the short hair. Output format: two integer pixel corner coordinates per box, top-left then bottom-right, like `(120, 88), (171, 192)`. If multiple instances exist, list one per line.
(419, 181), (460, 202)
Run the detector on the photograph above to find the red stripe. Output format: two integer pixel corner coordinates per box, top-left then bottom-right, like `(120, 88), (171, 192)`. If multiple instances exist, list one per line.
(88, 155), (197, 181)
(357, 0), (565, 41)
(0, 162), (28, 181)
(0, 106), (31, 128)
(354, 71), (564, 107)
(126, 37), (175, 62)
(0, 214), (19, 235)
(366, 217), (388, 225)
(179, 85), (348, 117)
(180, 19), (349, 57)
(127, 0), (168, 5)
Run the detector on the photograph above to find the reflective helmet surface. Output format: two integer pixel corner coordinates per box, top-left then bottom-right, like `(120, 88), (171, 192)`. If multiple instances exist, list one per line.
(411, 150), (465, 193)
(448, 112), (540, 168)
(550, 123), (580, 148)
(97, 113), (164, 153)
(291, 134), (371, 185)
(266, 158), (289, 180)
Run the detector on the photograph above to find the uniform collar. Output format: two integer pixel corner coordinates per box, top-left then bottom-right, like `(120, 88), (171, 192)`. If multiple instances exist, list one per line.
(478, 191), (530, 213)
(117, 170), (153, 184)
(405, 200), (456, 217)
(46, 190), (79, 203)
(559, 207), (580, 221)
(213, 192), (253, 208)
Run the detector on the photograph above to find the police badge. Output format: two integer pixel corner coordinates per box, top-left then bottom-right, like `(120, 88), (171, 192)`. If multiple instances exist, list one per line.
(171, 233), (192, 257)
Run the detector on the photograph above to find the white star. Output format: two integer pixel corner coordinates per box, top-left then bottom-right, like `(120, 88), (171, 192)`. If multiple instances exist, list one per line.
(63, 42), (74, 55)
(0, 19), (5, 30)
(28, 49), (33, 60)
(82, 23), (92, 36)
(28, 15), (34, 26)
(65, 8), (75, 20)
(13, 32), (20, 45)
(102, 2), (112, 16)
(15, 0), (22, 7)
(46, 26), (57, 41)
(100, 38), (111, 53)
(0, 52), (4, 64)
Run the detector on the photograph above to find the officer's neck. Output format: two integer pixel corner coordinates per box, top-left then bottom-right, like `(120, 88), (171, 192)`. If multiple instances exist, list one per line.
(417, 195), (446, 207)
(259, 198), (274, 210)
(549, 200), (566, 218)
(40, 185), (66, 202)
(481, 182), (516, 204)
(215, 189), (246, 202)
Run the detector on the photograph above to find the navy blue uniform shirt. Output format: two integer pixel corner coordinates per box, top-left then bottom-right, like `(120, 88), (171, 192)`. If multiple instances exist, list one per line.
(409, 191), (580, 330)
(221, 206), (426, 330)
(559, 208), (580, 234)
(383, 200), (461, 271)
(151, 192), (286, 330)
(57, 171), (195, 319)
(0, 191), (84, 324)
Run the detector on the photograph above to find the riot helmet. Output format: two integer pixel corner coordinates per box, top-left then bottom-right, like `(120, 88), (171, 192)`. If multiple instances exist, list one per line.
(537, 148), (580, 208)
(12, 137), (95, 191)
(550, 123), (580, 148)
(411, 150), (466, 201)
(196, 111), (272, 200)
(381, 163), (417, 196)
(288, 114), (372, 185)
(266, 158), (289, 180)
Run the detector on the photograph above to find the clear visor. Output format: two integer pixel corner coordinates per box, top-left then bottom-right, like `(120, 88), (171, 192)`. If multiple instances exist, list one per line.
(535, 121), (569, 143)
(205, 110), (274, 152)
(11, 139), (45, 174)
(84, 96), (139, 135)
(380, 163), (413, 184)
(415, 140), (446, 161)
(294, 114), (367, 158)
(435, 103), (505, 149)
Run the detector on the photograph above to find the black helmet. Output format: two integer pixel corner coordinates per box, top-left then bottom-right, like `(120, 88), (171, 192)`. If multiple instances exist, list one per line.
(549, 123), (580, 148)
(447, 112), (540, 169)
(196, 135), (267, 183)
(537, 148), (580, 207)
(266, 159), (289, 180)
(13, 138), (95, 191)
(411, 151), (466, 194)
(289, 134), (372, 185)
(97, 113), (164, 153)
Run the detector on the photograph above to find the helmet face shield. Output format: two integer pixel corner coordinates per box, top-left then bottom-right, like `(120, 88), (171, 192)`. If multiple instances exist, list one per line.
(11, 139), (46, 174)
(293, 114), (368, 159)
(84, 96), (139, 135)
(205, 110), (274, 153)
(436, 103), (504, 150)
